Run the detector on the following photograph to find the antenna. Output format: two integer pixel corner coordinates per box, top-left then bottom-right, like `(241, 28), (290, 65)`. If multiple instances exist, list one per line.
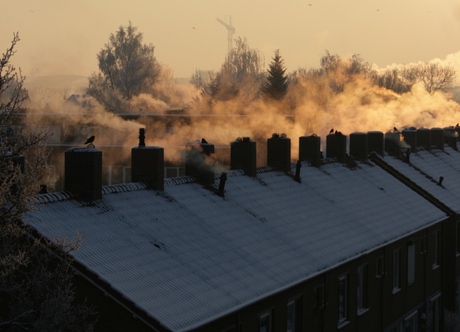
(216, 16), (235, 54)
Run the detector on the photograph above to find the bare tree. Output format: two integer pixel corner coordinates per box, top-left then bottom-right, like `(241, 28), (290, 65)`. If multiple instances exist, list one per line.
(0, 33), (95, 331)
(401, 62), (456, 93)
(294, 51), (374, 94)
(203, 37), (264, 102)
(0, 33), (47, 222)
(374, 68), (411, 94)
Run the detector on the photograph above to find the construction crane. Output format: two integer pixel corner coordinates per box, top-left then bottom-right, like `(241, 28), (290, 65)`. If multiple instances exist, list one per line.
(216, 16), (235, 54)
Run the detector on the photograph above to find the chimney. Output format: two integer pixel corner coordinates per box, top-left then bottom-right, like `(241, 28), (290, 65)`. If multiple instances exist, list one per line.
(185, 140), (215, 186)
(367, 131), (384, 156)
(267, 133), (291, 173)
(444, 126), (458, 150)
(385, 131), (401, 156)
(326, 132), (346, 162)
(430, 127), (444, 150)
(349, 132), (368, 160)
(65, 148), (102, 201)
(230, 137), (257, 176)
(401, 127), (417, 152)
(299, 134), (321, 167)
(417, 127), (430, 150)
(131, 128), (164, 190)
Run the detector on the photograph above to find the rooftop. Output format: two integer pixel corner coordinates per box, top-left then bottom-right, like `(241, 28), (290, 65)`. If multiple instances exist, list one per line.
(25, 158), (447, 331)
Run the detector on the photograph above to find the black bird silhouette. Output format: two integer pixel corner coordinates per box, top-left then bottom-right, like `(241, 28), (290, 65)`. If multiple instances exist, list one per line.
(329, 128), (334, 134)
(393, 127), (398, 132)
(201, 138), (208, 144)
(85, 135), (95, 144)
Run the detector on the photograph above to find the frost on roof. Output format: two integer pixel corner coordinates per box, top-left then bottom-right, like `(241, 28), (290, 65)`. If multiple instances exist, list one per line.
(24, 161), (446, 331)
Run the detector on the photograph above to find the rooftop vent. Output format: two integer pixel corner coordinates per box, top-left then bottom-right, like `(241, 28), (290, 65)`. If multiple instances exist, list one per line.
(65, 148), (102, 201)
(349, 132), (368, 160)
(185, 139), (215, 186)
(299, 134), (321, 167)
(430, 127), (444, 150)
(367, 131), (384, 156)
(326, 131), (346, 162)
(131, 128), (164, 190)
(231, 137), (257, 177)
(267, 133), (291, 173)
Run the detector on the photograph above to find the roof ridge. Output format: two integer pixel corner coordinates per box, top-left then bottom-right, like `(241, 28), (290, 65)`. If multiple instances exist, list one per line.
(32, 191), (72, 204)
(102, 182), (147, 194)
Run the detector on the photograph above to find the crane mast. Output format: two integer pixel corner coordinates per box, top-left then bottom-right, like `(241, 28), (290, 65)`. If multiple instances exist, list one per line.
(216, 16), (235, 54)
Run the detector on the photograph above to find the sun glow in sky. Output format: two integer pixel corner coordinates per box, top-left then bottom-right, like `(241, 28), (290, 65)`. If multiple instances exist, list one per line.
(2, 0), (460, 80)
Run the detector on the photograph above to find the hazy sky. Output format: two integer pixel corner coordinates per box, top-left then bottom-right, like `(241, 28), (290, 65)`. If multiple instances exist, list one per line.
(2, 0), (460, 79)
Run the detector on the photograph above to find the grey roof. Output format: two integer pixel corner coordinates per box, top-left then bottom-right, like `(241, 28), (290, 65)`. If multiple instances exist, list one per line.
(384, 146), (460, 213)
(25, 160), (447, 331)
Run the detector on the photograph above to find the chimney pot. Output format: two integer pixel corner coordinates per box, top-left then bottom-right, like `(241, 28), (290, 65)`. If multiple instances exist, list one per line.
(267, 134), (291, 173)
(138, 128), (146, 147)
(326, 133), (347, 162)
(231, 137), (257, 177)
(65, 148), (102, 201)
(185, 141), (215, 186)
(299, 135), (321, 167)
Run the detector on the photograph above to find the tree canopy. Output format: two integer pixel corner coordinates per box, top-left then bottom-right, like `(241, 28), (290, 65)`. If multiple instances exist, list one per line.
(1, 33), (95, 331)
(202, 37), (264, 101)
(87, 22), (160, 110)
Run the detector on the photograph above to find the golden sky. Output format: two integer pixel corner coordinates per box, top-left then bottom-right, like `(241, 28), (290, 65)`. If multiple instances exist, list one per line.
(1, 0), (460, 79)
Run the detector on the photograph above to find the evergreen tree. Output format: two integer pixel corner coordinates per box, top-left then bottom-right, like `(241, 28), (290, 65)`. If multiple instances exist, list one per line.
(262, 50), (289, 100)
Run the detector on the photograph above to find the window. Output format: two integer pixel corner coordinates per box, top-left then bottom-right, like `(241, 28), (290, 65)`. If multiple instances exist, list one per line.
(315, 284), (325, 309)
(376, 256), (384, 277)
(404, 311), (418, 332)
(433, 230), (440, 269)
(259, 311), (272, 332)
(222, 327), (237, 332)
(393, 249), (401, 293)
(357, 264), (368, 312)
(420, 236), (427, 254)
(457, 221), (460, 254)
(338, 274), (348, 325)
(431, 294), (441, 332)
(407, 241), (415, 285)
(287, 297), (302, 332)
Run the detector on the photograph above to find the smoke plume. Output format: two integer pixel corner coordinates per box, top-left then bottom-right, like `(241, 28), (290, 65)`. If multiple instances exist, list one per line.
(23, 52), (460, 180)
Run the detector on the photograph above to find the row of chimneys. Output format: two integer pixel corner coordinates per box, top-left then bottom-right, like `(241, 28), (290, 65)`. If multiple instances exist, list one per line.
(63, 127), (458, 201)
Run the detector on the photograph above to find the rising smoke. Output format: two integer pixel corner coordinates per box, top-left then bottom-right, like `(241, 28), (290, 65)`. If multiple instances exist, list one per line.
(23, 51), (460, 177)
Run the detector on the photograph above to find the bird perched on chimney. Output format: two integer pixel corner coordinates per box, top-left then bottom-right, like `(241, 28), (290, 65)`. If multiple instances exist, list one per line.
(201, 138), (208, 144)
(329, 128), (334, 134)
(85, 135), (95, 145)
